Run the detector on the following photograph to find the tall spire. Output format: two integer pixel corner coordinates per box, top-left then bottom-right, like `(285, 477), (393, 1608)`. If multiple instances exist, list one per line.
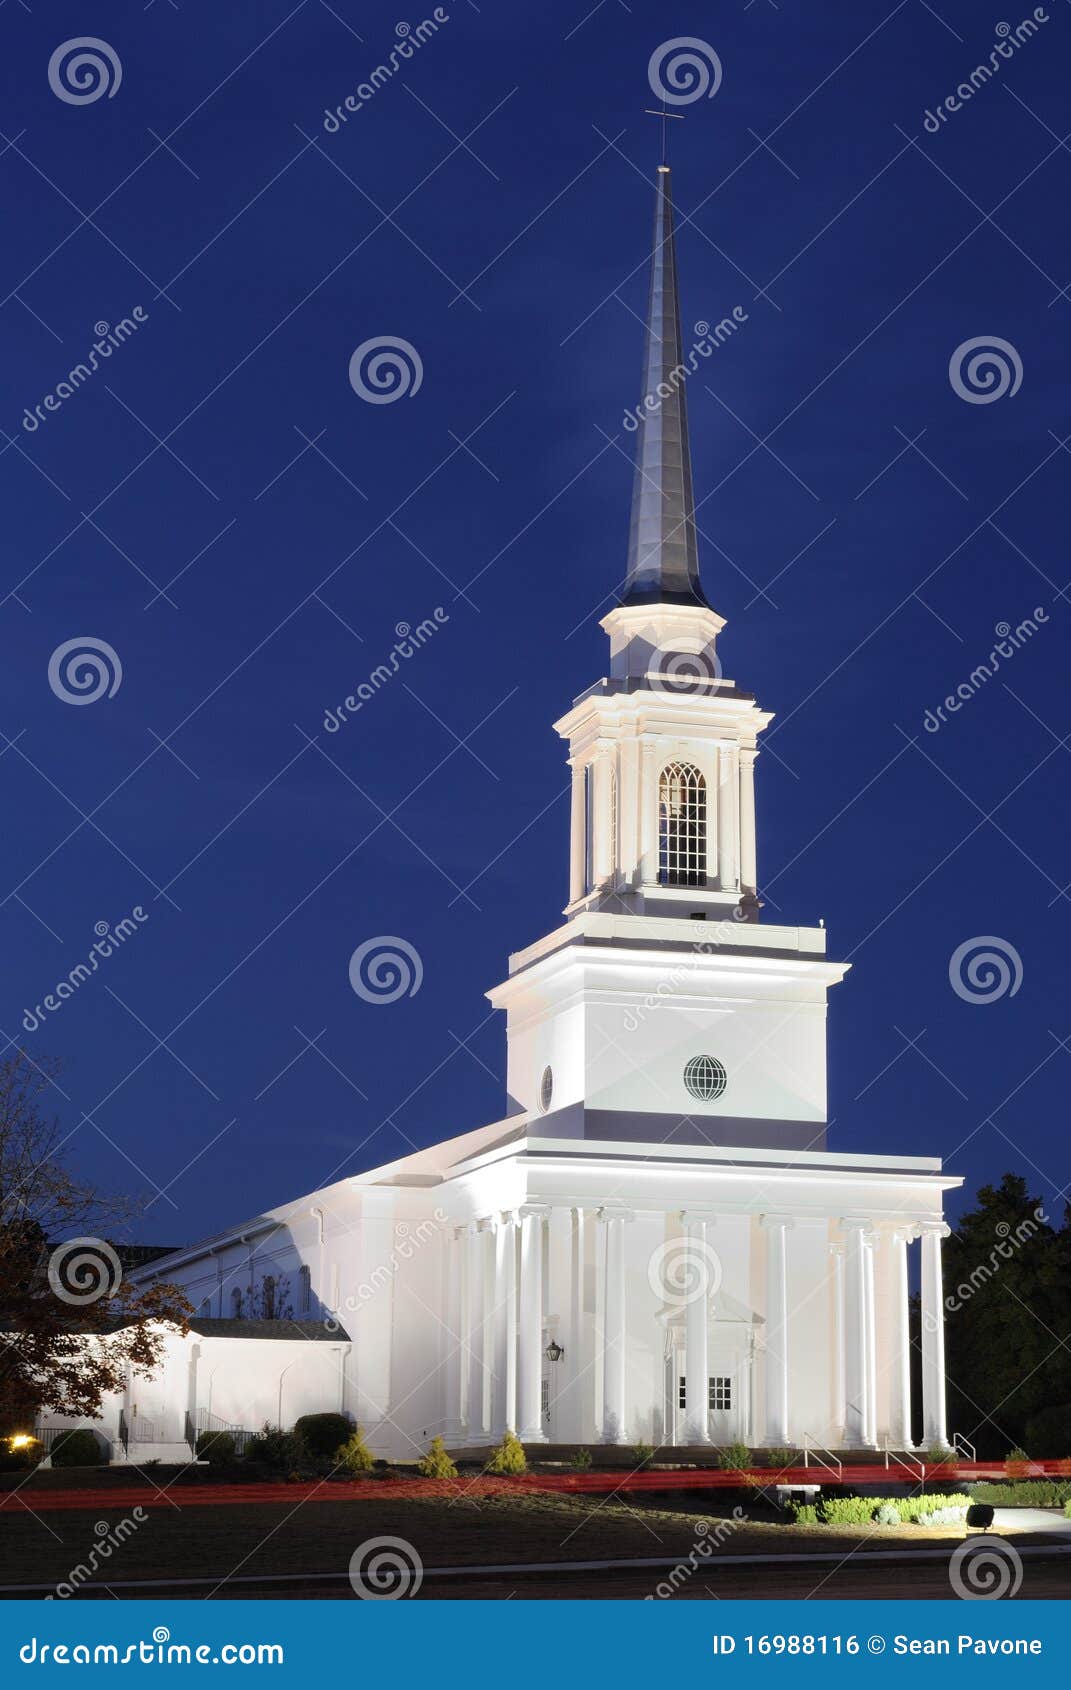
(622, 166), (710, 609)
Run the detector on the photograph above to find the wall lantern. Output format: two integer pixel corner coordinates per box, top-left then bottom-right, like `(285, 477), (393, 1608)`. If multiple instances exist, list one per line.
(544, 1339), (565, 1364)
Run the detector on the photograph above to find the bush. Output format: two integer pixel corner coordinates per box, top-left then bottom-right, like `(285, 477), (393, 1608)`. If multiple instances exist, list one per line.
(765, 1447), (795, 1470)
(244, 1423), (297, 1474)
(570, 1447), (593, 1471)
(293, 1413), (352, 1465)
(874, 1503), (901, 1526)
(716, 1441), (753, 1472)
(417, 1435), (457, 1478)
(790, 1493), (970, 1527)
(0, 1436), (42, 1471)
(632, 1441), (655, 1469)
(195, 1430), (236, 1464)
(50, 1429), (103, 1468)
(926, 1442), (955, 1465)
(334, 1428), (376, 1476)
(968, 1480), (1071, 1507)
(1064, 1500), (1071, 1520)
(790, 1503), (819, 1525)
(1005, 1445), (1030, 1477)
(487, 1431), (527, 1475)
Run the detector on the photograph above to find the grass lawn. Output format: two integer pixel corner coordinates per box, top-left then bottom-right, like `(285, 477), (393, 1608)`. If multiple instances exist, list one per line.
(0, 1482), (1048, 1597)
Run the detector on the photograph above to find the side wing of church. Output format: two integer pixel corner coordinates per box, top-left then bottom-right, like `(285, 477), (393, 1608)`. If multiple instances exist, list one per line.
(104, 165), (959, 1465)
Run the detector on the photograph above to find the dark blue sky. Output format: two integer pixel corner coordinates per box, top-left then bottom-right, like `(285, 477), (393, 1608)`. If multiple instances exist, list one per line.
(1, 0), (1068, 1245)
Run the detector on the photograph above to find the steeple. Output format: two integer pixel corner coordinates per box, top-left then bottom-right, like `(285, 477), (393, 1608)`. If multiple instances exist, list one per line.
(622, 166), (710, 610)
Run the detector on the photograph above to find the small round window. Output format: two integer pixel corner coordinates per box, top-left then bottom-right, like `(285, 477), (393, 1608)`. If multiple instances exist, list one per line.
(683, 1055), (726, 1101)
(539, 1065), (554, 1113)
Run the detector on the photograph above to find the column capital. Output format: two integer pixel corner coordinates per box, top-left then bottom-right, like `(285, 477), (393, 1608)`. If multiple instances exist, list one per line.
(518, 1203), (551, 1221)
(597, 1205), (635, 1224)
(919, 1220), (951, 1239)
(738, 745), (759, 767)
(679, 1209), (718, 1227)
(838, 1214), (877, 1237)
(891, 1223), (921, 1245)
(759, 1212), (795, 1232)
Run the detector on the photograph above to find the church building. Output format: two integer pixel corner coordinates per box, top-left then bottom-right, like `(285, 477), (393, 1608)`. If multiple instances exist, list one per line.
(64, 166), (960, 1464)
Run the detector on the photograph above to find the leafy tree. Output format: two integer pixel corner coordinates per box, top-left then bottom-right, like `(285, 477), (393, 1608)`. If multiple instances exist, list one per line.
(939, 1174), (1071, 1457)
(0, 1051), (189, 1432)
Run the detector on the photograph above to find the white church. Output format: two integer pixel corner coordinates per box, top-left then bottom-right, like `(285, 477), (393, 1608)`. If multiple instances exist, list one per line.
(57, 166), (960, 1465)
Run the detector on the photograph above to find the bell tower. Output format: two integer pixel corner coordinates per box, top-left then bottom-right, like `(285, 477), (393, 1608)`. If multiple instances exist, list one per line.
(488, 165), (849, 1151)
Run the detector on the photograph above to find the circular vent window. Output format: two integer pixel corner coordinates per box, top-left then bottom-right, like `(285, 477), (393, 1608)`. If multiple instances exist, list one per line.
(539, 1066), (554, 1113)
(683, 1055), (727, 1101)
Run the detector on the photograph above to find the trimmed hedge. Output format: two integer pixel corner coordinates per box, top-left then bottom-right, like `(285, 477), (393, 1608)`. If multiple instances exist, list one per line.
(196, 1430), (236, 1464)
(789, 1492), (970, 1526)
(50, 1429), (103, 1468)
(968, 1480), (1071, 1507)
(293, 1413), (352, 1464)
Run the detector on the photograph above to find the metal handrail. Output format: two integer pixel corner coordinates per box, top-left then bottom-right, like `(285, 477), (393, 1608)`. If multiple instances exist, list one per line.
(801, 1436), (842, 1479)
(952, 1432), (976, 1461)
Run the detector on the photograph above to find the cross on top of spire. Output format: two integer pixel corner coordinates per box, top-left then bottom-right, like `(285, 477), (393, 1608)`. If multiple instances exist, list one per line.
(643, 100), (684, 167)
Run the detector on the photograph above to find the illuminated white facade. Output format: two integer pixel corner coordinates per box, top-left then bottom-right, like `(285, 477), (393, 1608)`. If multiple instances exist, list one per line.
(108, 165), (961, 1466)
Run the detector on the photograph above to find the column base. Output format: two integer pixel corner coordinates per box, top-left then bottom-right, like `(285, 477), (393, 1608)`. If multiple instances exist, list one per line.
(517, 1427), (547, 1444)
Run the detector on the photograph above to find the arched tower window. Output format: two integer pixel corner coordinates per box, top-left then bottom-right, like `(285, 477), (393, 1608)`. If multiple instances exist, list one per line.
(658, 762), (707, 887)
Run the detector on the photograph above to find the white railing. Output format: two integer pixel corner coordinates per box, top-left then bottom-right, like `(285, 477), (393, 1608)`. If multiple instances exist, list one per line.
(951, 1432), (976, 1461)
(801, 1435), (842, 1479)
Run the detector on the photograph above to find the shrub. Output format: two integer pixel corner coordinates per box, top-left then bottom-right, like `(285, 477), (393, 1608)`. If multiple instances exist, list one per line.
(1065, 1500), (1071, 1520)
(244, 1423), (297, 1473)
(716, 1441), (753, 1472)
(790, 1503), (819, 1525)
(1005, 1445), (1030, 1477)
(293, 1413), (352, 1465)
(874, 1502), (901, 1526)
(765, 1447), (795, 1470)
(570, 1447), (593, 1471)
(632, 1441), (655, 1469)
(195, 1430), (236, 1464)
(968, 1480), (1071, 1507)
(0, 1436), (42, 1472)
(487, 1431), (527, 1475)
(50, 1429), (103, 1468)
(334, 1428), (376, 1476)
(817, 1495), (881, 1526)
(417, 1435), (457, 1478)
(926, 1442), (955, 1465)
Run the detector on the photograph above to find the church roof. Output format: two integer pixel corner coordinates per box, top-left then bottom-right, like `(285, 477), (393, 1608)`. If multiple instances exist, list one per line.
(622, 167), (711, 610)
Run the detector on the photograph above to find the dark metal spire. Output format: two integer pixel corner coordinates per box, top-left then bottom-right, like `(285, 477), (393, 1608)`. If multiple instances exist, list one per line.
(622, 166), (710, 609)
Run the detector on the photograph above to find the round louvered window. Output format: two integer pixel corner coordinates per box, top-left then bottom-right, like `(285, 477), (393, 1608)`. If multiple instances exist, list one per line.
(683, 1055), (727, 1101)
(539, 1066), (554, 1113)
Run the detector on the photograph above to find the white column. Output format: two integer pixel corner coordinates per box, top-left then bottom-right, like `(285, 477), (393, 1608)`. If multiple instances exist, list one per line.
(517, 1206), (547, 1442)
(639, 741), (659, 885)
(568, 762), (586, 905)
(829, 1243), (845, 1441)
(465, 1222), (492, 1445)
(681, 1213), (712, 1445)
(889, 1226), (917, 1449)
(591, 749), (612, 885)
(920, 1221), (951, 1448)
(761, 1215), (792, 1445)
(444, 1226), (465, 1441)
(492, 1212), (518, 1438)
(841, 1219), (876, 1447)
(599, 1207), (632, 1443)
(739, 747), (758, 899)
(570, 1208), (590, 1444)
(863, 1231), (878, 1447)
(717, 745), (737, 891)
(619, 738), (640, 889)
